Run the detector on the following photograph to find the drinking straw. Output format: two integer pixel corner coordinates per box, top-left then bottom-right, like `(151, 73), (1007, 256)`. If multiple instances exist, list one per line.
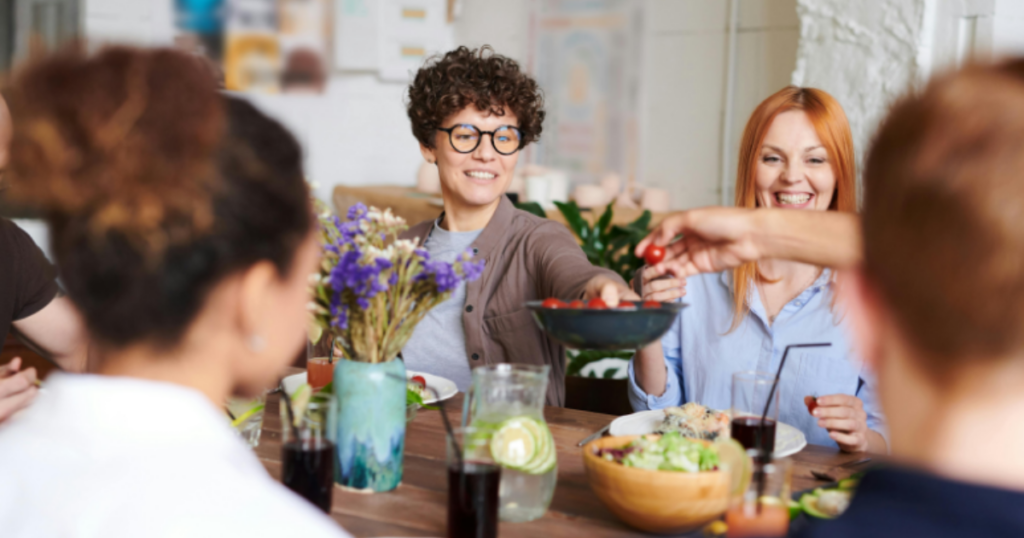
(754, 342), (831, 512)
(278, 385), (298, 432)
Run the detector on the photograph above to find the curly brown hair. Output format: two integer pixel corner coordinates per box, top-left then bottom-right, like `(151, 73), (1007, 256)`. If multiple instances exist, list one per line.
(407, 45), (544, 149)
(6, 46), (312, 350)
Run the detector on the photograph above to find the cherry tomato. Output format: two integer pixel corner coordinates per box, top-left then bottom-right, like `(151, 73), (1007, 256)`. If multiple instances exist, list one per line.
(411, 375), (427, 388)
(541, 298), (567, 309)
(805, 395), (818, 415)
(644, 245), (666, 266)
(642, 301), (662, 308)
(569, 300), (586, 309)
(587, 298), (608, 309)
(619, 301), (639, 308)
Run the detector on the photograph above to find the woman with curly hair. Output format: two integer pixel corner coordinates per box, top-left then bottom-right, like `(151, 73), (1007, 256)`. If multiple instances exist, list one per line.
(400, 46), (636, 406)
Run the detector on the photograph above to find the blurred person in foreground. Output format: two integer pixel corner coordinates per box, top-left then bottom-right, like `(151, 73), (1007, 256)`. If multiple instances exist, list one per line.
(630, 87), (886, 453)
(639, 59), (1024, 536)
(400, 46), (635, 405)
(0, 48), (351, 537)
(0, 89), (87, 424)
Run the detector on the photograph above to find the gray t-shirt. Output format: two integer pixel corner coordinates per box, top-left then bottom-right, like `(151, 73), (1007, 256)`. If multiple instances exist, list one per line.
(402, 221), (482, 392)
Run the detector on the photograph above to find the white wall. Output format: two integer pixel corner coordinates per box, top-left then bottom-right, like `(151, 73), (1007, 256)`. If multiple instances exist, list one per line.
(79, 0), (801, 210)
(793, 0), (1024, 182)
(643, 0), (800, 208)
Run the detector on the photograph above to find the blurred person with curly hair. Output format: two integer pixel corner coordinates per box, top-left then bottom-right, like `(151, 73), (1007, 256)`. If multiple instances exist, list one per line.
(0, 47), (351, 538)
(399, 46), (636, 406)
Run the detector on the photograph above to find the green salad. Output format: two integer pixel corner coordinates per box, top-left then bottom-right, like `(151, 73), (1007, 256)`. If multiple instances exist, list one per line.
(599, 432), (720, 472)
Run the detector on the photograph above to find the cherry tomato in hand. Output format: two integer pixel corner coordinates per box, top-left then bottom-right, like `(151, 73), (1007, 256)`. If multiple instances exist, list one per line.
(411, 375), (427, 388)
(587, 298), (608, 309)
(569, 300), (586, 308)
(541, 298), (567, 309)
(642, 301), (661, 308)
(644, 245), (666, 266)
(805, 395), (818, 415)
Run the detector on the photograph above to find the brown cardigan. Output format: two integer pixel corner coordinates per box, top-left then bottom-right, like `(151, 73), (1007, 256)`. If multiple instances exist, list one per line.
(400, 196), (624, 406)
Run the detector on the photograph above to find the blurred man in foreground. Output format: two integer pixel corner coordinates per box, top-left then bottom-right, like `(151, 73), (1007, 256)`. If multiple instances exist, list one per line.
(0, 92), (87, 423)
(640, 59), (1024, 536)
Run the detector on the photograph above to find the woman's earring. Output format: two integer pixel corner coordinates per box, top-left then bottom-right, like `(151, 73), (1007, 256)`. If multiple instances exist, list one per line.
(247, 335), (266, 352)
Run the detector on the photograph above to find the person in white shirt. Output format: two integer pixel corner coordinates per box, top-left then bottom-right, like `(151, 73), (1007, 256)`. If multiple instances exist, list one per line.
(0, 47), (351, 538)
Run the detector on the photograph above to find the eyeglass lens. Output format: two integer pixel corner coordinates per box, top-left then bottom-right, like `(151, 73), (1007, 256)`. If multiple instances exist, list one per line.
(449, 124), (521, 155)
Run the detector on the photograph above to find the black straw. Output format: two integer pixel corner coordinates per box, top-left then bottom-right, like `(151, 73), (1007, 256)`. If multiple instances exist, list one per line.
(754, 342), (831, 512)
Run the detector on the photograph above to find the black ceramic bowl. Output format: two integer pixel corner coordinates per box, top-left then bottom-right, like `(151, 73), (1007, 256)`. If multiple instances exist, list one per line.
(526, 301), (686, 350)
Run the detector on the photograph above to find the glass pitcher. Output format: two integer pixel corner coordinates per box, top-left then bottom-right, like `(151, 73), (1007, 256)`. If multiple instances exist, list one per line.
(463, 364), (557, 523)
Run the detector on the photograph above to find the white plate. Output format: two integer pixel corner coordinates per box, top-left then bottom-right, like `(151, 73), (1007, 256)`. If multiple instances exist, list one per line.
(406, 370), (458, 404)
(282, 370), (458, 405)
(609, 409), (807, 458)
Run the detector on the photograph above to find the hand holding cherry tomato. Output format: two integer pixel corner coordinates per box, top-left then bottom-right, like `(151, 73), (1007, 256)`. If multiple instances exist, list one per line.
(644, 245), (666, 266)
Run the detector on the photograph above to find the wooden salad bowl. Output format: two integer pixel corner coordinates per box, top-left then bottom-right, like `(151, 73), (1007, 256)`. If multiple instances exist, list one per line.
(582, 435), (729, 534)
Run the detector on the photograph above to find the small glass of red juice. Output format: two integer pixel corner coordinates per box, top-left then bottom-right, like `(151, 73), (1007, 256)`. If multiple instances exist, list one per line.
(726, 450), (792, 538)
(307, 357), (334, 390)
(281, 393), (336, 513)
(447, 427), (501, 538)
(731, 371), (780, 453)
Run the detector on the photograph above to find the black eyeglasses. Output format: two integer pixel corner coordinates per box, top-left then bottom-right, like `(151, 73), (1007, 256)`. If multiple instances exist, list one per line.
(437, 124), (523, 155)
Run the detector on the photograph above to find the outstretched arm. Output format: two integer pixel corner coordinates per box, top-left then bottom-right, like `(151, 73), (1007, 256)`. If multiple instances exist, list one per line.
(635, 207), (862, 277)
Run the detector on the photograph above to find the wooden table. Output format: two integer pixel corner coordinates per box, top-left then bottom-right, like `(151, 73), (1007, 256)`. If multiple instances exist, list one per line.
(256, 390), (865, 537)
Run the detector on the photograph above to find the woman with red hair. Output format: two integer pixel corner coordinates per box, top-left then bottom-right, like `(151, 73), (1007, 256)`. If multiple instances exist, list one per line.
(629, 87), (887, 453)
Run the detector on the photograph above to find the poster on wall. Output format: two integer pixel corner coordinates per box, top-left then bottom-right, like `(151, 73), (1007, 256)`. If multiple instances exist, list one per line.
(334, 0), (379, 70)
(527, 0), (643, 186)
(376, 0), (453, 82)
(178, 0), (330, 94)
(278, 0), (331, 93)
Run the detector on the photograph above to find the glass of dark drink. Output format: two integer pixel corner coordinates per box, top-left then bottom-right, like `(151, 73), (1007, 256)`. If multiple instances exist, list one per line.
(281, 393), (336, 513)
(447, 427), (501, 538)
(731, 371), (780, 453)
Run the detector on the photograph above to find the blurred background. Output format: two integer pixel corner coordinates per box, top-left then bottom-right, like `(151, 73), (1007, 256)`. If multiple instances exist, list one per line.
(1, 0), (1024, 247)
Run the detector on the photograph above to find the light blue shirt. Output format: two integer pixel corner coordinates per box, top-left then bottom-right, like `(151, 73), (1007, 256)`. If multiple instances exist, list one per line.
(628, 269), (887, 449)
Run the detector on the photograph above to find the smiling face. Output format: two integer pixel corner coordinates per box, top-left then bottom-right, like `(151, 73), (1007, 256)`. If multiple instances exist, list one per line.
(754, 110), (836, 211)
(420, 104), (520, 215)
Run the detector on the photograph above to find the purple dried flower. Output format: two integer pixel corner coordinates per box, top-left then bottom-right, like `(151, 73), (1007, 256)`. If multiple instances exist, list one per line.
(347, 203), (368, 221)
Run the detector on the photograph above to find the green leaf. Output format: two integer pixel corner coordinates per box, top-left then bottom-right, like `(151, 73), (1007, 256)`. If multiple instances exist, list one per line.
(596, 203), (614, 238)
(567, 349), (635, 377)
(630, 210), (653, 231)
(554, 201), (591, 242)
(515, 202), (548, 219)
(602, 367), (621, 379)
(406, 387), (438, 410)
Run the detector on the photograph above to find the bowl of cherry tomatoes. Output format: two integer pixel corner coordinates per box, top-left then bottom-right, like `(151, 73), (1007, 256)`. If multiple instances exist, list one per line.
(526, 298), (685, 350)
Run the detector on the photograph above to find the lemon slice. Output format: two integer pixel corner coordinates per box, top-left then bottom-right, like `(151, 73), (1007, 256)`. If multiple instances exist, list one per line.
(717, 438), (752, 497)
(490, 418), (539, 469)
(519, 420), (556, 475)
(289, 383), (313, 427)
(230, 403), (265, 428)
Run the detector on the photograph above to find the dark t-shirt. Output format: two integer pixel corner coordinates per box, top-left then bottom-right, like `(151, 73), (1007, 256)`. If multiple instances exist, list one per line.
(0, 219), (58, 346)
(791, 465), (1024, 537)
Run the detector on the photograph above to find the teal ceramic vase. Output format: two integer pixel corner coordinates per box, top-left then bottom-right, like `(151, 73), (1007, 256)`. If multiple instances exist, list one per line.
(333, 357), (406, 492)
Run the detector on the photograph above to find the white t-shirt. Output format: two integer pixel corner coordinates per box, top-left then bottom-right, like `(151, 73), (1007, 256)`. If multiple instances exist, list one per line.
(0, 373), (352, 538)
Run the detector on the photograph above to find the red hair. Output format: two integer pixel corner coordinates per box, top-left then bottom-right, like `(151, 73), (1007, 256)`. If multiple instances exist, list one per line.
(731, 87), (857, 329)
